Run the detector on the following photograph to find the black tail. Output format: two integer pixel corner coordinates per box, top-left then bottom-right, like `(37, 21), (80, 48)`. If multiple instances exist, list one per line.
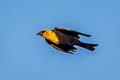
(75, 41), (98, 51)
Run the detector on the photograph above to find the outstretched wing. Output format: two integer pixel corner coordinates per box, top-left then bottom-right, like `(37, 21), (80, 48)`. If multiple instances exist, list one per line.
(55, 27), (91, 38)
(45, 39), (77, 54)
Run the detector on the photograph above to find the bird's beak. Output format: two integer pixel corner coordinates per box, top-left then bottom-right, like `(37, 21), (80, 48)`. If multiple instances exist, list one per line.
(36, 32), (42, 35)
(36, 30), (44, 35)
(36, 32), (40, 35)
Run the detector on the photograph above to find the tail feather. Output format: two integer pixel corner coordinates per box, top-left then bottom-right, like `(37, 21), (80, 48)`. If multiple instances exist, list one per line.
(76, 41), (98, 51)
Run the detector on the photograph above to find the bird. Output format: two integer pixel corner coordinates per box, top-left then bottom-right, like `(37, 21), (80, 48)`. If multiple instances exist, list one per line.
(37, 27), (98, 54)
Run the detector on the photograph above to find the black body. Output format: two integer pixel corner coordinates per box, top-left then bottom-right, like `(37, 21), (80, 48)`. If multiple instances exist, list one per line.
(45, 27), (98, 54)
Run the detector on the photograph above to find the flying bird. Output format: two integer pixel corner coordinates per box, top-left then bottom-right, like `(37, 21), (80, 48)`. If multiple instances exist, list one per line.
(37, 27), (98, 54)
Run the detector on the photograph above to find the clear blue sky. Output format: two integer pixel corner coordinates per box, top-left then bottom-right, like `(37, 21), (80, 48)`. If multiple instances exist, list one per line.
(0, 0), (120, 80)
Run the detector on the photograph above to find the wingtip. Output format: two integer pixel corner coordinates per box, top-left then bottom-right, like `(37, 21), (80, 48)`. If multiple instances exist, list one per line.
(87, 34), (92, 37)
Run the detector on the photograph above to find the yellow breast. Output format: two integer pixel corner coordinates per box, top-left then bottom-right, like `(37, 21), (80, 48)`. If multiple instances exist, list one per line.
(42, 30), (59, 44)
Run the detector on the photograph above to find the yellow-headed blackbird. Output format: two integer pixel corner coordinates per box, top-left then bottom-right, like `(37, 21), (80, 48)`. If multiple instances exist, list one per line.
(37, 27), (98, 54)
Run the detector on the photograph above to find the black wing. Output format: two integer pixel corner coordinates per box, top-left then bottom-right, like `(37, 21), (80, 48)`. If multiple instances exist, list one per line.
(45, 39), (77, 54)
(55, 27), (91, 38)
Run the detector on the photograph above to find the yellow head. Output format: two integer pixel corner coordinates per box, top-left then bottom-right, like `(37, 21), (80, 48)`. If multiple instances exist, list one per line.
(37, 29), (59, 44)
(37, 29), (51, 38)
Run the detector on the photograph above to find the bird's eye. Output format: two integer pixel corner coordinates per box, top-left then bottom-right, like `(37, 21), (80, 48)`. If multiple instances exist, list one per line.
(42, 31), (46, 33)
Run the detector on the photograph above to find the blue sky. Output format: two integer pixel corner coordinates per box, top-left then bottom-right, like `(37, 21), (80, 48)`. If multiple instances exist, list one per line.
(0, 0), (120, 80)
